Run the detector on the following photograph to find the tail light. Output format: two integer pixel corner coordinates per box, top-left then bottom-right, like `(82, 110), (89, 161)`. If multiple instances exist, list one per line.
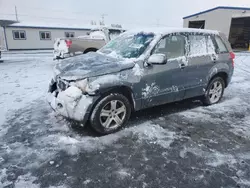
(230, 52), (235, 67)
(65, 40), (72, 48)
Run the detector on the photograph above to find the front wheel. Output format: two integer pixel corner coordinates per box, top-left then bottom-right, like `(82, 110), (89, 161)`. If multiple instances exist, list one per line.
(202, 77), (225, 105)
(90, 93), (131, 134)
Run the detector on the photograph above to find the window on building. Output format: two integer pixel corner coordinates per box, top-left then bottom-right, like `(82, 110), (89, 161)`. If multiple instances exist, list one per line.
(13, 30), (26, 40)
(214, 36), (228, 53)
(152, 35), (185, 59)
(40, 31), (51, 40)
(65, 32), (75, 38)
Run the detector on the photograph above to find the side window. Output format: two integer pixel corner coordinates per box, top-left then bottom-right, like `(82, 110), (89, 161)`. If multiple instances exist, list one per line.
(153, 35), (185, 59)
(40, 31), (51, 40)
(189, 35), (207, 56)
(65, 32), (75, 38)
(214, 36), (228, 53)
(207, 35), (216, 54)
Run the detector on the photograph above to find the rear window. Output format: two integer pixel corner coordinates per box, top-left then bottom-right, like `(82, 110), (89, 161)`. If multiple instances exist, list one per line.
(214, 36), (228, 53)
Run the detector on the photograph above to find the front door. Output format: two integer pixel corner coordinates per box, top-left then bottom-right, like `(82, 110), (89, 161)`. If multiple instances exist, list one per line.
(142, 33), (188, 108)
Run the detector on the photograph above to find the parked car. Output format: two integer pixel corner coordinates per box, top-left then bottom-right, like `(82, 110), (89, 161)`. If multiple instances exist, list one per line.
(53, 27), (125, 59)
(48, 27), (234, 134)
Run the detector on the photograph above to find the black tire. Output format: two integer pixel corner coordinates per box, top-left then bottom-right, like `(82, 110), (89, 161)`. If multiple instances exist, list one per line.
(202, 77), (225, 106)
(90, 93), (131, 135)
(84, 48), (98, 54)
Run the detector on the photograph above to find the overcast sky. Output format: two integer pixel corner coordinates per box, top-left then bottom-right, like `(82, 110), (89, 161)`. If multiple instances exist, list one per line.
(1, 0), (250, 28)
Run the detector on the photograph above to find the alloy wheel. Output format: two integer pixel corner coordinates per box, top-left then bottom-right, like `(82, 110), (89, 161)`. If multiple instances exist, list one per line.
(208, 81), (223, 104)
(99, 100), (127, 129)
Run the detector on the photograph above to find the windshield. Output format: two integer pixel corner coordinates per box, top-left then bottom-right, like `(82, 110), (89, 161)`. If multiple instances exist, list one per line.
(99, 32), (155, 58)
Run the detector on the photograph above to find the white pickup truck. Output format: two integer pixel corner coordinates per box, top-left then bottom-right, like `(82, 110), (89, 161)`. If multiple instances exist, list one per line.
(54, 27), (125, 59)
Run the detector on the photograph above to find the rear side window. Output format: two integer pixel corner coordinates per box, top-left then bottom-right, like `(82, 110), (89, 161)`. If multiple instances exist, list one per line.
(214, 36), (228, 53)
(188, 34), (217, 56)
(207, 36), (216, 54)
(189, 35), (207, 56)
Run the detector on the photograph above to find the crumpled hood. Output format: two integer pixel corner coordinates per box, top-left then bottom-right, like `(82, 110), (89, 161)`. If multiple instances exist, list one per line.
(55, 52), (135, 80)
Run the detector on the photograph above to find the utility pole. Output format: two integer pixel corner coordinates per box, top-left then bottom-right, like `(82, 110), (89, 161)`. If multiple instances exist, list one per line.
(15, 5), (18, 21)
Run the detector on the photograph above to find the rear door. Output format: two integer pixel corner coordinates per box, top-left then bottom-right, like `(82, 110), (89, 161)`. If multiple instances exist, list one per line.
(184, 33), (217, 98)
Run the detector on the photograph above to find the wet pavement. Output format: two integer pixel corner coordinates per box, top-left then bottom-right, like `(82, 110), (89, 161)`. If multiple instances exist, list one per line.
(0, 53), (250, 188)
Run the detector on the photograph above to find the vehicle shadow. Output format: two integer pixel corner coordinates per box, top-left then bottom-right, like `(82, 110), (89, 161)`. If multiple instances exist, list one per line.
(70, 97), (202, 137)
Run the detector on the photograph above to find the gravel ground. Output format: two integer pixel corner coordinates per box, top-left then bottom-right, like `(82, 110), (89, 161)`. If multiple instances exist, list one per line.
(0, 52), (250, 188)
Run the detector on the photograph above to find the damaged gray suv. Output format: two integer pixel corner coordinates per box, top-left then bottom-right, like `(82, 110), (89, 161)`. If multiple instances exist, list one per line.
(48, 28), (234, 134)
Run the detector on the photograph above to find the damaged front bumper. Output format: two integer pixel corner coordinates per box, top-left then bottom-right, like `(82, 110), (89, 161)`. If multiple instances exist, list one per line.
(47, 85), (96, 125)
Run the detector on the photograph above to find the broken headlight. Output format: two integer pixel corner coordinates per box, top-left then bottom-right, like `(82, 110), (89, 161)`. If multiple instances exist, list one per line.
(73, 79), (88, 92)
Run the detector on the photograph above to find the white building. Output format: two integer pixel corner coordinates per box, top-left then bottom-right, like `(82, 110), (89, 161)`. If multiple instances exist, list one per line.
(183, 6), (250, 49)
(0, 27), (4, 49)
(0, 21), (94, 50)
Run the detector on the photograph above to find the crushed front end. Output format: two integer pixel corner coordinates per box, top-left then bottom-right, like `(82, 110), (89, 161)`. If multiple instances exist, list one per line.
(47, 77), (95, 124)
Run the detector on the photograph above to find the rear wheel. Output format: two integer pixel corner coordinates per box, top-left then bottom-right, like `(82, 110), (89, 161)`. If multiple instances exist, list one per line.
(203, 77), (225, 105)
(90, 93), (131, 134)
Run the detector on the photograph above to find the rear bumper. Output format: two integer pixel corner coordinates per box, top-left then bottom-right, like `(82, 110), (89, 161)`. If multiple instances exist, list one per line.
(47, 86), (97, 125)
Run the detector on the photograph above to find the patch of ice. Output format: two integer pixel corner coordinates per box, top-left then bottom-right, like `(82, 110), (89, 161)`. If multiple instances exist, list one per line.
(116, 168), (131, 179)
(14, 173), (40, 188)
(49, 185), (69, 188)
(206, 152), (237, 167)
(83, 179), (92, 185)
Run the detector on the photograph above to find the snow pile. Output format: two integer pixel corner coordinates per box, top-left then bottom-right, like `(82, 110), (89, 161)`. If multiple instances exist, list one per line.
(54, 38), (68, 58)
(89, 31), (106, 40)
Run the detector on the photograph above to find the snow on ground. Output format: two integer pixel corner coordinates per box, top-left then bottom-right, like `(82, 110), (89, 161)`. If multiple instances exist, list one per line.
(0, 52), (250, 187)
(0, 53), (54, 126)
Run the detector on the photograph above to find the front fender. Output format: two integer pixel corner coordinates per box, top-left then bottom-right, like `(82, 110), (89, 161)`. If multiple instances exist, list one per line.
(86, 73), (133, 94)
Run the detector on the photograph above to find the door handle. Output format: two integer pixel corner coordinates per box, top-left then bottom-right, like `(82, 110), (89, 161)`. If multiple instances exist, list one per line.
(180, 63), (186, 69)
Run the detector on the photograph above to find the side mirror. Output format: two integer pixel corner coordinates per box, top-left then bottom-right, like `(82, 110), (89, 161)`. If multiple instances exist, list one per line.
(147, 54), (166, 65)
